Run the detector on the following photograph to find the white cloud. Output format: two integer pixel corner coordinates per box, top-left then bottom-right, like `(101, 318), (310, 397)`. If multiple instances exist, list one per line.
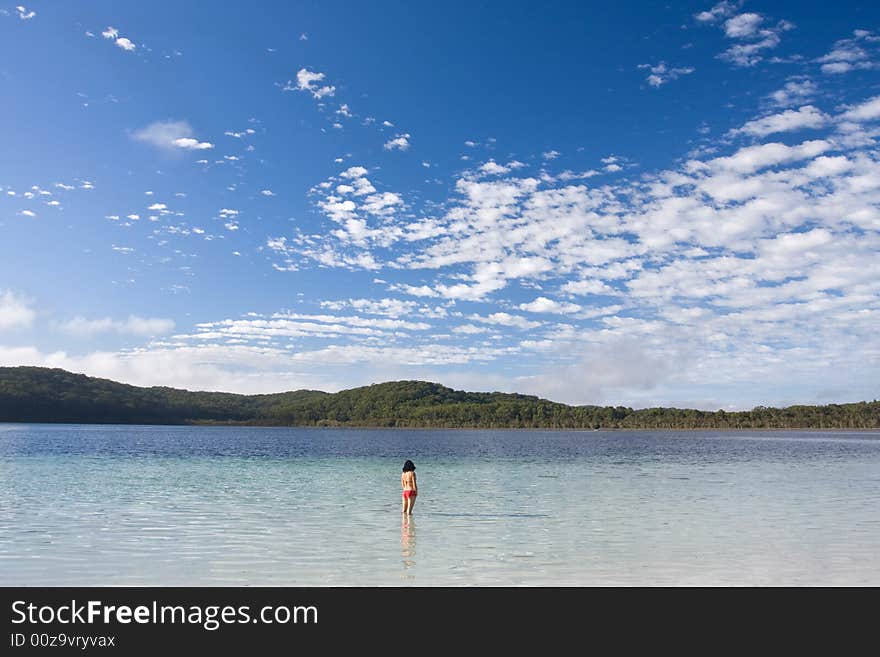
(708, 139), (829, 173)
(132, 120), (214, 151)
(256, 92), (880, 407)
(384, 134), (411, 151)
(294, 68), (335, 99)
(115, 37), (136, 51)
(519, 297), (582, 314)
(18, 210), (36, 218)
(174, 138), (214, 150)
(766, 79), (817, 107)
(389, 284), (438, 298)
(561, 279), (615, 296)
(0, 290), (35, 330)
(816, 30), (879, 75)
(319, 297), (443, 319)
(720, 31), (784, 67)
(724, 12), (762, 38)
(57, 315), (175, 337)
(732, 105), (828, 137)
(469, 312), (541, 329)
(452, 324), (490, 334)
(839, 95), (880, 123)
(340, 166), (368, 179)
(694, 2), (739, 23)
(639, 62), (695, 88)
(100, 26), (136, 52)
(0, 339), (521, 395)
(15, 5), (35, 20)
(542, 150), (560, 160)
(479, 160), (510, 175)
(699, 6), (794, 67)
(477, 160), (525, 176)
(260, 189), (276, 196)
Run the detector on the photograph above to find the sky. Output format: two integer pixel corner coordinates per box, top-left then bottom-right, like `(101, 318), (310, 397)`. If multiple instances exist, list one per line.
(1, 0), (879, 410)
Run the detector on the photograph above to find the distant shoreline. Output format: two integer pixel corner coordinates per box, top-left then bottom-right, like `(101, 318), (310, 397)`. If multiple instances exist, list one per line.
(1, 420), (878, 434)
(1, 366), (877, 431)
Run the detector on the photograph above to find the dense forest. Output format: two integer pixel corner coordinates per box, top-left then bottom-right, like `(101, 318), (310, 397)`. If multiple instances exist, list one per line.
(0, 366), (878, 429)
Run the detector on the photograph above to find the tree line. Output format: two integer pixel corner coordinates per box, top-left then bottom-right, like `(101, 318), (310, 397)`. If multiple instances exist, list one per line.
(0, 366), (877, 429)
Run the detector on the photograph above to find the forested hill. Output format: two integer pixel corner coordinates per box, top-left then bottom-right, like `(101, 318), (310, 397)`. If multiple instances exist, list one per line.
(0, 366), (878, 429)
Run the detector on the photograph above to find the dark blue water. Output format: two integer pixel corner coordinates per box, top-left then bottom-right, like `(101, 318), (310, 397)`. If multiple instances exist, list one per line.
(2, 423), (876, 461)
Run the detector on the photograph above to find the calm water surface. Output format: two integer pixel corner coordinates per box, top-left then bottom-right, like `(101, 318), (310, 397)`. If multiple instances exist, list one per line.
(1, 424), (878, 585)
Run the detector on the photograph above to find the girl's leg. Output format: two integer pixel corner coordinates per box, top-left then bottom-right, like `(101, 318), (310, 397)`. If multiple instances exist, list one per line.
(407, 494), (416, 515)
(402, 494), (407, 513)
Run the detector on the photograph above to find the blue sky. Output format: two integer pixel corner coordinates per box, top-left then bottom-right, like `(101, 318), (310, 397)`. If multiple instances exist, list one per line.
(1, 1), (879, 409)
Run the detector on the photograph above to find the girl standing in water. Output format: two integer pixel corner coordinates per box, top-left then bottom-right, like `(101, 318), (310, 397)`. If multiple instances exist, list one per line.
(401, 460), (418, 515)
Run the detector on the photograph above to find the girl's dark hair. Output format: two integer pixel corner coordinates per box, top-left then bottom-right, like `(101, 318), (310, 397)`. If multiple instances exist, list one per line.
(402, 460), (416, 472)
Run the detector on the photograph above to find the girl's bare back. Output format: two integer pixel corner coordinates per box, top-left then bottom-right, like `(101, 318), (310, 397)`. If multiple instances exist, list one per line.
(401, 470), (417, 514)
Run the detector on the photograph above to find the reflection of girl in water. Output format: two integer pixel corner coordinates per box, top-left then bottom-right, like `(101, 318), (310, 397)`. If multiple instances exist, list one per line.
(401, 514), (416, 570)
(401, 460), (418, 515)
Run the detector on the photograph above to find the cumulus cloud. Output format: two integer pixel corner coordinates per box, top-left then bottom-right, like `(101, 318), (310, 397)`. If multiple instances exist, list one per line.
(115, 37), (136, 51)
(694, 1), (739, 23)
(293, 68), (335, 98)
(100, 26), (136, 52)
(723, 12), (763, 38)
(29, 73), (865, 406)
(766, 78), (818, 107)
(254, 89), (880, 404)
(479, 160), (512, 175)
(696, 4), (794, 67)
(839, 95), (880, 123)
(468, 312), (541, 329)
(384, 134), (411, 151)
(0, 290), (35, 330)
(638, 61), (695, 87)
(816, 30), (879, 75)
(731, 105), (829, 137)
(132, 120), (214, 151)
(519, 297), (582, 314)
(56, 315), (176, 337)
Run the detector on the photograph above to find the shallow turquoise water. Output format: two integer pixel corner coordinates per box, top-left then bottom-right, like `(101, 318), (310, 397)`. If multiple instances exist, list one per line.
(1, 424), (879, 585)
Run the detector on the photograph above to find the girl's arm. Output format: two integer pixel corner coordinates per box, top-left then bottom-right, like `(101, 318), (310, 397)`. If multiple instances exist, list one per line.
(412, 472), (417, 493)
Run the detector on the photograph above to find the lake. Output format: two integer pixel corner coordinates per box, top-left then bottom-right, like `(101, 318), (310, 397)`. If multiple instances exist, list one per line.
(1, 424), (878, 585)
